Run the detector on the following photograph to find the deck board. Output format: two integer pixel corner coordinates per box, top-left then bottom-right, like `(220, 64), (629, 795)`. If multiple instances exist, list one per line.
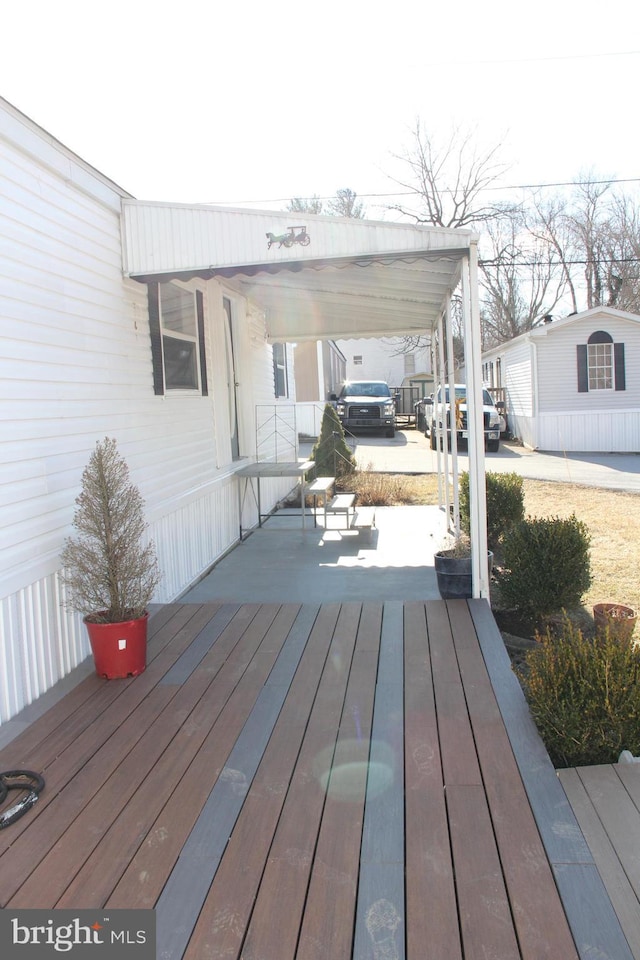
(470, 598), (634, 960)
(0, 599), (625, 959)
(403, 601), (461, 960)
(559, 764), (640, 959)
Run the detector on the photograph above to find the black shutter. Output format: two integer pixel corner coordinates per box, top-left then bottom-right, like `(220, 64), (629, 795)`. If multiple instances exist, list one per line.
(577, 344), (588, 393)
(614, 342), (626, 391)
(147, 283), (164, 395)
(196, 290), (208, 396)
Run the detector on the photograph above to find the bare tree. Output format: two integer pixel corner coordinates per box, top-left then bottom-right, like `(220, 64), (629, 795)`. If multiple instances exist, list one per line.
(527, 193), (579, 314)
(286, 187), (365, 218)
(526, 175), (640, 315)
(568, 176), (611, 309)
(387, 120), (513, 228)
(286, 195), (324, 214)
(480, 212), (569, 346)
(327, 187), (365, 218)
(385, 122), (564, 348)
(596, 191), (640, 311)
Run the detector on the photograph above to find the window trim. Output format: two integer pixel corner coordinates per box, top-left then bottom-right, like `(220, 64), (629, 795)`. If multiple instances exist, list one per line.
(577, 330), (625, 393)
(148, 281), (208, 396)
(587, 337), (614, 391)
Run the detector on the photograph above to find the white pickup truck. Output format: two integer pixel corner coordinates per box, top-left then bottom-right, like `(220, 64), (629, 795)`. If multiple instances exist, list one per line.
(425, 384), (503, 452)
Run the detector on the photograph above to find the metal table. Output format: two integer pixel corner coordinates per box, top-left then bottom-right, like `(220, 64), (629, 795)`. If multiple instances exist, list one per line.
(236, 460), (314, 538)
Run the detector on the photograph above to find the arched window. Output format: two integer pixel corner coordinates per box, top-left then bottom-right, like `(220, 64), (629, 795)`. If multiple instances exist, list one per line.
(577, 330), (625, 392)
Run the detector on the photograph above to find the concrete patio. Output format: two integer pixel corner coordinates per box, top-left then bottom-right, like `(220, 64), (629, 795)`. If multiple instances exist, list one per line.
(182, 505), (445, 605)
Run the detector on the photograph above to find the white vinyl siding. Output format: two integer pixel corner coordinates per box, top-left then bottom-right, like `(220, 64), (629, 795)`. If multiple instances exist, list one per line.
(537, 319), (638, 413)
(0, 104), (295, 724)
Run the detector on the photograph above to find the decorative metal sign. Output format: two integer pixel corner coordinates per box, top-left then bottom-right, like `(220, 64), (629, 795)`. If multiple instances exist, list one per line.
(266, 225), (311, 249)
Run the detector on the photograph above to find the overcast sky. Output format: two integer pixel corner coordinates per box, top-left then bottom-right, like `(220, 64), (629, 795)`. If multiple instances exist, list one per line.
(2, 0), (639, 215)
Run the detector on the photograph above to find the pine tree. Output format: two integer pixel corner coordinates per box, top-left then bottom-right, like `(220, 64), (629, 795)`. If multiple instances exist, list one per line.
(311, 404), (356, 481)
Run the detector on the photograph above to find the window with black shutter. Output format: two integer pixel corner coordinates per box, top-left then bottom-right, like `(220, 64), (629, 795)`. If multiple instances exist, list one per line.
(577, 330), (625, 393)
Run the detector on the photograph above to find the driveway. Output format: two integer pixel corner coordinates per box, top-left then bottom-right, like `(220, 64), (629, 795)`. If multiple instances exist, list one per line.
(303, 431), (640, 492)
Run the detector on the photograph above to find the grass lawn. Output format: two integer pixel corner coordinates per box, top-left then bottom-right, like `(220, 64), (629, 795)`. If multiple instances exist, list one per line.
(346, 471), (640, 621)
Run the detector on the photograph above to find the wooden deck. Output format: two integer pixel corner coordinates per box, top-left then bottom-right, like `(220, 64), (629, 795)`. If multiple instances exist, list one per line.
(0, 600), (631, 959)
(560, 762), (640, 960)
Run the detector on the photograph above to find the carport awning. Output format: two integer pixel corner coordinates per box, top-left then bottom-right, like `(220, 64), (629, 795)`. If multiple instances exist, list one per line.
(120, 200), (491, 599)
(121, 201), (474, 342)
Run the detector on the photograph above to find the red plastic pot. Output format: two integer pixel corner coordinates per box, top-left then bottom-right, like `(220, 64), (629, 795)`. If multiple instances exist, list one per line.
(84, 613), (148, 679)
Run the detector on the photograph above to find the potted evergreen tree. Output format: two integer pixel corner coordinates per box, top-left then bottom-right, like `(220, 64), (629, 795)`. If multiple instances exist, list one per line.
(61, 438), (161, 679)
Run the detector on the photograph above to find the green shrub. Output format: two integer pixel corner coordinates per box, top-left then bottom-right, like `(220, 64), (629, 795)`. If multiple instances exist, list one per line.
(518, 619), (640, 767)
(459, 471), (524, 549)
(311, 404), (356, 481)
(498, 514), (591, 619)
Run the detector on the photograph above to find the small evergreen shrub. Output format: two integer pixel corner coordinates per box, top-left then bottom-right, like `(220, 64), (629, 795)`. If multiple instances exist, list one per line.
(311, 404), (356, 481)
(498, 514), (591, 619)
(459, 471), (524, 549)
(518, 619), (640, 767)
(61, 437), (161, 623)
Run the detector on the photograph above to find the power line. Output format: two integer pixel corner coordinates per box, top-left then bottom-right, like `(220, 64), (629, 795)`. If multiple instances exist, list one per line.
(480, 256), (640, 268)
(423, 49), (640, 68)
(203, 176), (640, 208)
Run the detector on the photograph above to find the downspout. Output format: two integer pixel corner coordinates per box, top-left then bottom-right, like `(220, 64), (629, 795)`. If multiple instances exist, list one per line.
(462, 243), (490, 599)
(531, 339), (538, 449)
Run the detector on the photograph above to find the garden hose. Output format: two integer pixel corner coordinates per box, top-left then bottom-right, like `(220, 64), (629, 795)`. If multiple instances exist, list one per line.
(0, 770), (45, 828)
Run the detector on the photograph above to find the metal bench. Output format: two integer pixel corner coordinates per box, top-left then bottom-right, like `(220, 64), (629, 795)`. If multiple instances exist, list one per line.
(306, 477), (335, 528)
(350, 507), (376, 543)
(324, 493), (356, 529)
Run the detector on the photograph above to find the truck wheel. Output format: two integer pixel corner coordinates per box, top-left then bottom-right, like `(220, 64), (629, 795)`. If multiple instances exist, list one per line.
(486, 439), (500, 453)
(430, 428), (437, 450)
(386, 427), (395, 438)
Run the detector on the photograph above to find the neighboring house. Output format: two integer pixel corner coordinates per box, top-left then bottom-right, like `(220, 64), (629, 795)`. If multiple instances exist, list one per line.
(481, 308), (640, 451)
(1, 95), (484, 724)
(337, 337), (433, 423)
(337, 337), (431, 388)
(293, 340), (346, 403)
(292, 340), (346, 439)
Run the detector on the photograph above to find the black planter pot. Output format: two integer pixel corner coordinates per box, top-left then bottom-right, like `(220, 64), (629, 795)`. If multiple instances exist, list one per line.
(434, 550), (494, 600)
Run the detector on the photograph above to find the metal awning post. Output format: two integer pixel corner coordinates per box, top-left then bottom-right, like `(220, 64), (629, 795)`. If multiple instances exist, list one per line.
(435, 314), (451, 524)
(444, 292), (460, 537)
(461, 243), (490, 598)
